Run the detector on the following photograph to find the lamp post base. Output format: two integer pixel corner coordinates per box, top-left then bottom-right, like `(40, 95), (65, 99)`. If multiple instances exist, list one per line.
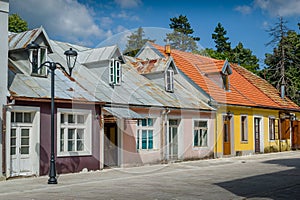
(48, 177), (57, 184)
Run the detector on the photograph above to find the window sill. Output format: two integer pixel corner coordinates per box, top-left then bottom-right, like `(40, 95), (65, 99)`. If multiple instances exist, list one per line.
(137, 149), (159, 152)
(240, 141), (248, 144)
(192, 146), (208, 150)
(57, 151), (92, 157)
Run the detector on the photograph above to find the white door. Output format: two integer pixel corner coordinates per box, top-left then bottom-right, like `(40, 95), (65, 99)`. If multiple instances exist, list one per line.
(169, 120), (178, 160)
(10, 126), (33, 177)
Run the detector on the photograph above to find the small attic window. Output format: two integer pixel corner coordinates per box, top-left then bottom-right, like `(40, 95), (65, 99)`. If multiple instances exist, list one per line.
(109, 58), (121, 85)
(29, 46), (48, 76)
(223, 74), (230, 91)
(165, 68), (174, 92)
(221, 60), (232, 91)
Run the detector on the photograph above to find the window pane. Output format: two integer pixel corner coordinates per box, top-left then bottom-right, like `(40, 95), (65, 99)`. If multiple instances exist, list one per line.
(60, 140), (64, 152)
(77, 129), (84, 139)
(77, 115), (85, 124)
(68, 114), (75, 123)
(137, 130), (140, 149)
(10, 147), (16, 155)
(60, 129), (64, 140)
(142, 130), (147, 149)
(169, 119), (178, 126)
(148, 130), (153, 149)
(24, 112), (32, 123)
(11, 129), (16, 137)
(194, 130), (199, 146)
(21, 138), (29, 146)
(11, 138), (16, 146)
(61, 114), (65, 123)
(77, 140), (84, 151)
(11, 112), (15, 122)
(141, 119), (147, 126)
(16, 112), (23, 122)
(21, 147), (29, 154)
(202, 130), (208, 146)
(68, 141), (75, 151)
(21, 129), (30, 137)
(68, 129), (75, 139)
(148, 119), (153, 126)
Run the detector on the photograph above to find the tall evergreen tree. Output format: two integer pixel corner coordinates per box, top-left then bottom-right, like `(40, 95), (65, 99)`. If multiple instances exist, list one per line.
(166, 15), (200, 52)
(9, 14), (28, 33)
(212, 23), (231, 53)
(124, 27), (155, 57)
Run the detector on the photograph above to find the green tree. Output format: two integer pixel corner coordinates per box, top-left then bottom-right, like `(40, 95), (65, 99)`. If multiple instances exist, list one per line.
(166, 15), (200, 52)
(124, 27), (154, 57)
(212, 23), (231, 53)
(231, 42), (259, 73)
(262, 20), (300, 104)
(9, 13), (28, 33)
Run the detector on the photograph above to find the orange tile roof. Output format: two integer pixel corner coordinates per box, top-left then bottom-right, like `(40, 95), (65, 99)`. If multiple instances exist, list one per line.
(151, 43), (300, 111)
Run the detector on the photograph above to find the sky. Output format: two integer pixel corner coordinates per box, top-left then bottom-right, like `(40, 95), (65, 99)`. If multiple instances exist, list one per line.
(9, 0), (300, 68)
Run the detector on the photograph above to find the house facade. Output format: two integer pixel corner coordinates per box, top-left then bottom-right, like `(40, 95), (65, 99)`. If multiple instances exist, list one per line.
(137, 42), (300, 157)
(3, 27), (215, 178)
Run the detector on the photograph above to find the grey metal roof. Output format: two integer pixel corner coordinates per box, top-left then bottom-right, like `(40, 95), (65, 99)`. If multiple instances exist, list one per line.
(8, 26), (53, 52)
(103, 106), (142, 119)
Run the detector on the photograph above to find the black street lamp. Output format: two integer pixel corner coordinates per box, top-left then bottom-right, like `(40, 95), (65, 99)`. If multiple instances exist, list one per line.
(26, 41), (78, 184)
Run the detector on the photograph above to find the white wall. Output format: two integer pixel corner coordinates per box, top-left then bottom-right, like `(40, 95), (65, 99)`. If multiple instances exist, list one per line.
(0, 0), (9, 176)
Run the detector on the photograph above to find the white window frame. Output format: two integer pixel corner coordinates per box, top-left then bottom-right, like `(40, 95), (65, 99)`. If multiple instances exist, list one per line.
(109, 58), (121, 85)
(193, 119), (208, 147)
(268, 117), (276, 141)
(136, 118), (154, 150)
(165, 68), (174, 92)
(57, 108), (92, 157)
(29, 46), (48, 76)
(241, 115), (248, 142)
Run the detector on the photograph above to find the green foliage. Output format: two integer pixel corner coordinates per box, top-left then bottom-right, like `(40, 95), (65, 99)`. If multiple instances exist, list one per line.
(212, 23), (231, 53)
(262, 28), (300, 105)
(9, 13), (28, 33)
(166, 15), (200, 52)
(124, 27), (155, 57)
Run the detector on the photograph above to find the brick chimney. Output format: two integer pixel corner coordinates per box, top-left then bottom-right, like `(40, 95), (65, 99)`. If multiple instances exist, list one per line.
(165, 39), (171, 56)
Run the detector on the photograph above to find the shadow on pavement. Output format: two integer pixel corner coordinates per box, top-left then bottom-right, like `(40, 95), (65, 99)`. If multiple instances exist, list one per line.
(214, 158), (300, 200)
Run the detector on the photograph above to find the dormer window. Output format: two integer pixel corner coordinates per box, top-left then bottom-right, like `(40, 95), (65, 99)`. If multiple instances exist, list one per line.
(165, 68), (174, 92)
(29, 46), (47, 76)
(221, 60), (232, 91)
(223, 74), (229, 91)
(109, 58), (121, 85)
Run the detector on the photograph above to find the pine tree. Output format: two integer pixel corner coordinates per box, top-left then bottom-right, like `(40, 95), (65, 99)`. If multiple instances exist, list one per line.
(212, 23), (231, 53)
(124, 27), (155, 57)
(166, 15), (200, 52)
(9, 14), (28, 33)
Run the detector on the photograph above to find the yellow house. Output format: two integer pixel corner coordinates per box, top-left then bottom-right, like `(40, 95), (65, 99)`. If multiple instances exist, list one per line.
(143, 43), (300, 157)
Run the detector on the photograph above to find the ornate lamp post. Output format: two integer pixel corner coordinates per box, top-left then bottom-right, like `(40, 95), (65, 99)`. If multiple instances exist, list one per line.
(26, 42), (78, 184)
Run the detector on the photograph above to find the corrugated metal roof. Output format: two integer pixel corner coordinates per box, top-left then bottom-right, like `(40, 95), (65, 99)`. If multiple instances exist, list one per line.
(78, 45), (118, 64)
(103, 106), (142, 119)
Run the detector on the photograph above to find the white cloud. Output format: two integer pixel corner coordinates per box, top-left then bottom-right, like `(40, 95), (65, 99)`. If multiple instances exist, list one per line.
(234, 5), (252, 15)
(114, 0), (142, 9)
(9, 0), (106, 47)
(255, 0), (300, 17)
(111, 10), (140, 21)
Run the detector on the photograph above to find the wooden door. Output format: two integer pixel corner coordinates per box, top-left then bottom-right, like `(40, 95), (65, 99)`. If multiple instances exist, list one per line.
(292, 121), (300, 149)
(223, 116), (231, 155)
(254, 117), (261, 153)
(104, 123), (118, 167)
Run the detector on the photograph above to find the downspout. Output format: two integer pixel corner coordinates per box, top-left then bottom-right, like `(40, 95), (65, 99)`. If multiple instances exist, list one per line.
(214, 112), (218, 158)
(161, 108), (170, 163)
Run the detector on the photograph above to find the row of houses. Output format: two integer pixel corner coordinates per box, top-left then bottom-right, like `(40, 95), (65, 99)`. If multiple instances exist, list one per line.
(1, 4), (300, 179)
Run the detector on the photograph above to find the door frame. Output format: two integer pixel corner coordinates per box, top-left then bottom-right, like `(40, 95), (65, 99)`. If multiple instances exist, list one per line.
(104, 122), (119, 167)
(6, 106), (40, 178)
(168, 119), (179, 160)
(223, 114), (232, 156)
(253, 115), (264, 153)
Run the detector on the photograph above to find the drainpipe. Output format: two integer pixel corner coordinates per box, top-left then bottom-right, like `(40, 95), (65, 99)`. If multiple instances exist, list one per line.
(161, 108), (170, 163)
(214, 112), (218, 158)
(0, 0), (9, 177)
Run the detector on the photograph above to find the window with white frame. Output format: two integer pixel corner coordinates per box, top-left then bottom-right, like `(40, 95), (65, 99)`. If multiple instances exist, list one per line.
(193, 120), (208, 147)
(136, 118), (154, 150)
(241, 115), (248, 142)
(57, 109), (92, 156)
(29, 47), (47, 76)
(109, 58), (121, 85)
(269, 117), (276, 140)
(165, 68), (174, 92)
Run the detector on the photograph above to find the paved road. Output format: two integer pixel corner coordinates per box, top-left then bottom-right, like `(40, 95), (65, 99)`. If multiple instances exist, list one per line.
(0, 151), (299, 200)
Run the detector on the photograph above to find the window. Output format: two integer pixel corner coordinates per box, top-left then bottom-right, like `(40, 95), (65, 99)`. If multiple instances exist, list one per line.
(269, 118), (276, 140)
(241, 116), (248, 142)
(109, 59), (121, 85)
(223, 74), (230, 91)
(57, 109), (92, 156)
(136, 119), (154, 150)
(11, 111), (33, 123)
(165, 69), (174, 92)
(193, 120), (208, 147)
(29, 47), (47, 76)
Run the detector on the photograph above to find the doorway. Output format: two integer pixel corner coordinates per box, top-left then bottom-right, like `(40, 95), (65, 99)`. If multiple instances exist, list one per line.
(254, 117), (261, 153)
(223, 116), (231, 155)
(104, 123), (118, 167)
(168, 119), (178, 160)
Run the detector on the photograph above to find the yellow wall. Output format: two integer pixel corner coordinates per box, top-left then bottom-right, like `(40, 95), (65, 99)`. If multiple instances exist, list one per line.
(215, 106), (298, 156)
